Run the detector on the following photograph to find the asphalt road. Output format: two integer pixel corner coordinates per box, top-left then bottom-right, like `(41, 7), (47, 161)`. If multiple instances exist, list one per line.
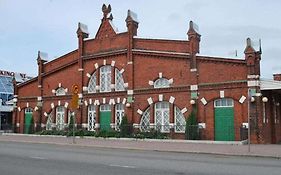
(0, 141), (280, 175)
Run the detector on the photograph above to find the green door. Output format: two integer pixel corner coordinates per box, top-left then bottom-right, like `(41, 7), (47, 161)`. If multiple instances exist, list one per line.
(215, 107), (234, 141)
(100, 105), (111, 131)
(24, 108), (33, 134)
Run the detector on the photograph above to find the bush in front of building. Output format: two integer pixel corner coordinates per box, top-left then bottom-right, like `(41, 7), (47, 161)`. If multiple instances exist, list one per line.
(119, 116), (133, 137)
(185, 109), (199, 140)
(133, 129), (169, 139)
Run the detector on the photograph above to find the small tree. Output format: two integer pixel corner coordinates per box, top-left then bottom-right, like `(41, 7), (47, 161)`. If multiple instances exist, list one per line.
(185, 109), (198, 140)
(68, 113), (75, 131)
(120, 115), (132, 137)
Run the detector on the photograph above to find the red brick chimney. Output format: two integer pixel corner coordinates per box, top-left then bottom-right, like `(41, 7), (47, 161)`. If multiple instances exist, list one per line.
(273, 74), (281, 81)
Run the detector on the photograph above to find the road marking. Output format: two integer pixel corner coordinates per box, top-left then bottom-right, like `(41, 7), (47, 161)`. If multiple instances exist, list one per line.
(109, 164), (136, 169)
(29, 156), (47, 160)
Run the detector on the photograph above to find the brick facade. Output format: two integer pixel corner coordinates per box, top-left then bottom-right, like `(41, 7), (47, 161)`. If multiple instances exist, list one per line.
(13, 4), (281, 143)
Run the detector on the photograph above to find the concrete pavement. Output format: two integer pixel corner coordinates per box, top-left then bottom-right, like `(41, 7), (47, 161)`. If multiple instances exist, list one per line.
(0, 133), (280, 158)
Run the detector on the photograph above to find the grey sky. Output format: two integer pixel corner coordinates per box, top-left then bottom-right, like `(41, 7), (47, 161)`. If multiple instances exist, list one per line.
(0, 0), (280, 78)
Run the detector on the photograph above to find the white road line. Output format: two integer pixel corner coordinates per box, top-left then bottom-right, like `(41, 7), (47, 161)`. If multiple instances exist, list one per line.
(109, 164), (136, 169)
(29, 156), (47, 160)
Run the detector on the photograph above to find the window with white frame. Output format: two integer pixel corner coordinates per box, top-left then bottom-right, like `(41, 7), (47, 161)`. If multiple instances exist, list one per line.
(56, 106), (65, 130)
(56, 87), (66, 96)
(140, 107), (150, 132)
(46, 113), (53, 130)
(155, 102), (170, 132)
(88, 104), (96, 131)
(88, 72), (97, 93)
(115, 103), (124, 131)
(175, 106), (185, 132)
(100, 66), (111, 92)
(154, 78), (170, 88)
(115, 68), (125, 91)
(214, 98), (234, 107)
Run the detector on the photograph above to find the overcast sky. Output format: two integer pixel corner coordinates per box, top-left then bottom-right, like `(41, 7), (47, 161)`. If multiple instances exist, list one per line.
(0, 0), (280, 79)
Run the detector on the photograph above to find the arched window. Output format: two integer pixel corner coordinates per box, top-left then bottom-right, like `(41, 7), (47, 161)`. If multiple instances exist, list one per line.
(155, 102), (170, 132)
(115, 103), (124, 130)
(140, 107), (150, 132)
(56, 106), (65, 130)
(115, 68), (125, 91)
(46, 113), (53, 131)
(154, 78), (170, 88)
(175, 106), (185, 133)
(56, 87), (66, 96)
(88, 104), (96, 131)
(100, 66), (111, 92)
(88, 72), (96, 93)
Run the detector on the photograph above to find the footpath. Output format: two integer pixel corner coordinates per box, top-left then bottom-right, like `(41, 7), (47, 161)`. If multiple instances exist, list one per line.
(0, 133), (280, 159)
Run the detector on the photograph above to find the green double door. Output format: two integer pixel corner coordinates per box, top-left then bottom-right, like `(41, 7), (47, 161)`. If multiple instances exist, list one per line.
(24, 112), (33, 134)
(100, 105), (111, 131)
(215, 107), (234, 141)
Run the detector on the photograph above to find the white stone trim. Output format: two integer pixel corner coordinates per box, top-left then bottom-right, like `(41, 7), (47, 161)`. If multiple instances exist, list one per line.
(65, 88), (68, 93)
(190, 68), (197, 72)
(86, 73), (91, 78)
(124, 83), (129, 88)
(103, 59), (106, 65)
(148, 80), (154, 86)
(247, 75), (259, 79)
(159, 72), (163, 78)
(198, 123), (206, 129)
(110, 84), (115, 89)
(120, 68), (125, 74)
(94, 99), (100, 105)
(102, 98), (106, 104)
(78, 68), (84, 72)
(149, 123), (155, 129)
(200, 98), (207, 105)
(181, 107), (187, 114)
(44, 112), (48, 117)
(83, 86), (88, 91)
(111, 60), (115, 67)
(17, 107), (21, 112)
(220, 91), (225, 98)
(239, 96), (247, 104)
(147, 97), (153, 105)
(26, 102), (29, 108)
(110, 123), (115, 128)
(84, 100), (88, 106)
(117, 97), (121, 104)
(127, 61), (133, 64)
(133, 123), (140, 128)
(96, 85), (100, 90)
(127, 90), (133, 95)
(122, 98), (127, 105)
(95, 123), (100, 128)
(34, 106), (38, 111)
(109, 99), (115, 105)
(51, 103), (55, 109)
(168, 78), (173, 84)
(137, 109), (143, 115)
(58, 100), (61, 106)
(169, 96), (175, 104)
(82, 123), (88, 128)
(159, 94), (163, 102)
(190, 85), (198, 91)
(248, 80), (260, 87)
(242, 123), (249, 128)
(64, 102), (69, 108)
(58, 83), (62, 88)
(52, 89), (56, 94)
(16, 123), (20, 127)
(41, 123), (46, 128)
(89, 99), (92, 105)
(94, 63), (99, 69)
(37, 96), (42, 101)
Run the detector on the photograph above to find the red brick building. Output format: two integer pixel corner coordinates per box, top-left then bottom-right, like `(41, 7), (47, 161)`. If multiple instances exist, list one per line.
(13, 4), (281, 143)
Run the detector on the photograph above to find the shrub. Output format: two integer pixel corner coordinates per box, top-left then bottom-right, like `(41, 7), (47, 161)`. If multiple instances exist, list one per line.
(185, 109), (199, 140)
(119, 116), (133, 137)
